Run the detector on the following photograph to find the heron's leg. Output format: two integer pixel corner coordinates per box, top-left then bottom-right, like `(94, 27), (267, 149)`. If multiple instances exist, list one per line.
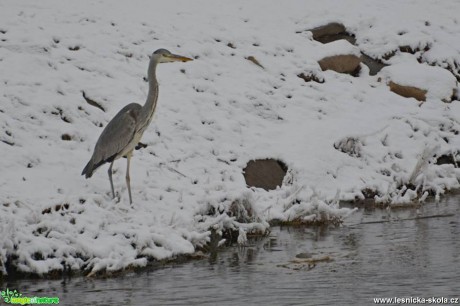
(126, 151), (133, 204)
(108, 160), (115, 199)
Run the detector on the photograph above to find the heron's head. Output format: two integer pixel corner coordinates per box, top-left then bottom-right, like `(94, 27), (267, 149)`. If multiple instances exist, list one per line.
(152, 49), (193, 63)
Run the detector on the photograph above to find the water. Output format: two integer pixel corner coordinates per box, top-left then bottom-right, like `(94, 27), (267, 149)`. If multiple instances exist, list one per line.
(3, 195), (459, 305)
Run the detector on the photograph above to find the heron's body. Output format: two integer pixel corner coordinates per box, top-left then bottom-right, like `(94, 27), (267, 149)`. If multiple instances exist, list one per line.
(82, 49), (192, 203)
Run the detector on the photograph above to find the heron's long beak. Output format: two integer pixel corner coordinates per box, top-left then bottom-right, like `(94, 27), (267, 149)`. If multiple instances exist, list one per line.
(168, 54), (193, 62)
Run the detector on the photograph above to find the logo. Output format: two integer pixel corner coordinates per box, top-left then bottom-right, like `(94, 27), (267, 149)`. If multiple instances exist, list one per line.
(1, 288), (59, 305)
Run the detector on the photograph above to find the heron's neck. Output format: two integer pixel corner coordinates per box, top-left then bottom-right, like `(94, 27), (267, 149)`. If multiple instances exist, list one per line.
(142, 60), (159, 124)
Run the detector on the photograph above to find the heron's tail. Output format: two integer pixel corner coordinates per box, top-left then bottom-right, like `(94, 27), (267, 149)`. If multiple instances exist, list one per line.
(81, 160), (95, 178)
(82, 156), (113, 178)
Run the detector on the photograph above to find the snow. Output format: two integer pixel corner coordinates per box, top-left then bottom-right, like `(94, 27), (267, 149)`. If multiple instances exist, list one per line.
(316, 39), (361, 59)
(1, 0), (460, 276)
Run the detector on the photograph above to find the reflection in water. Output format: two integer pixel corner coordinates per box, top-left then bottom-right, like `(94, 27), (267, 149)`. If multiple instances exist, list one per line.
(3, 195), (459, 305)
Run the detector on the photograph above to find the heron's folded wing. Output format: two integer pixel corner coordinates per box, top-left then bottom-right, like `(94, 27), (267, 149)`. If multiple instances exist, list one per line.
(93, 103), (142, 162)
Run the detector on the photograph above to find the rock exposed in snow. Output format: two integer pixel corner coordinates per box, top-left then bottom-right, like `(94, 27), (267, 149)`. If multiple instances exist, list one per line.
(317, 40), (361, 74)
(309, 22), (356, 45)
(243, 159), (288, 190)
(309, 22), (385, 75)
(310, 22), (346, 40)
(388, 81), (427, 102)
(318, 54), (361, 74)
(379, 63), (458, 102)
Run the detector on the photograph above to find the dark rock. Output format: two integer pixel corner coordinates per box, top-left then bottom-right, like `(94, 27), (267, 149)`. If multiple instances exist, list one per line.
(318, 33), (356, 45)
(243, 159), (288, 191)
(310, 22), (346, 39)
(309, 22), (355, 44)
(436, 153), (458, 167)
(61, 134), (72, 141)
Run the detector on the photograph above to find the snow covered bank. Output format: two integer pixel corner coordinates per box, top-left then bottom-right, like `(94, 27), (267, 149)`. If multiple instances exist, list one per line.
(1, 0), (459, 276)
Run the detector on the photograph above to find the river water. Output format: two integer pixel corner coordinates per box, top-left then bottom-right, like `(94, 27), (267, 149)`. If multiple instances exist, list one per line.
(2, 194), (459, 305)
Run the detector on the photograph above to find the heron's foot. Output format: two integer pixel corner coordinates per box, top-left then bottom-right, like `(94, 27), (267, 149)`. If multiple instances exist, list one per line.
(107, 191), (121, 203)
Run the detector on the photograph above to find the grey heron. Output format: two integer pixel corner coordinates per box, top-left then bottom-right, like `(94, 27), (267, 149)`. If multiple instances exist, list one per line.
(82, 49), (193, 204)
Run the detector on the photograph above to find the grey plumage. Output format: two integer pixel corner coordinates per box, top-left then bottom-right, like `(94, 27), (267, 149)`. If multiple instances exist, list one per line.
(82, 49), (193, 204)
(82, 103), (140, 177)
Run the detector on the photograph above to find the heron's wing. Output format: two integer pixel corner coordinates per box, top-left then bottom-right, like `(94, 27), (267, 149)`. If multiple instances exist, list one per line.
(92, 103), (142, 164)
